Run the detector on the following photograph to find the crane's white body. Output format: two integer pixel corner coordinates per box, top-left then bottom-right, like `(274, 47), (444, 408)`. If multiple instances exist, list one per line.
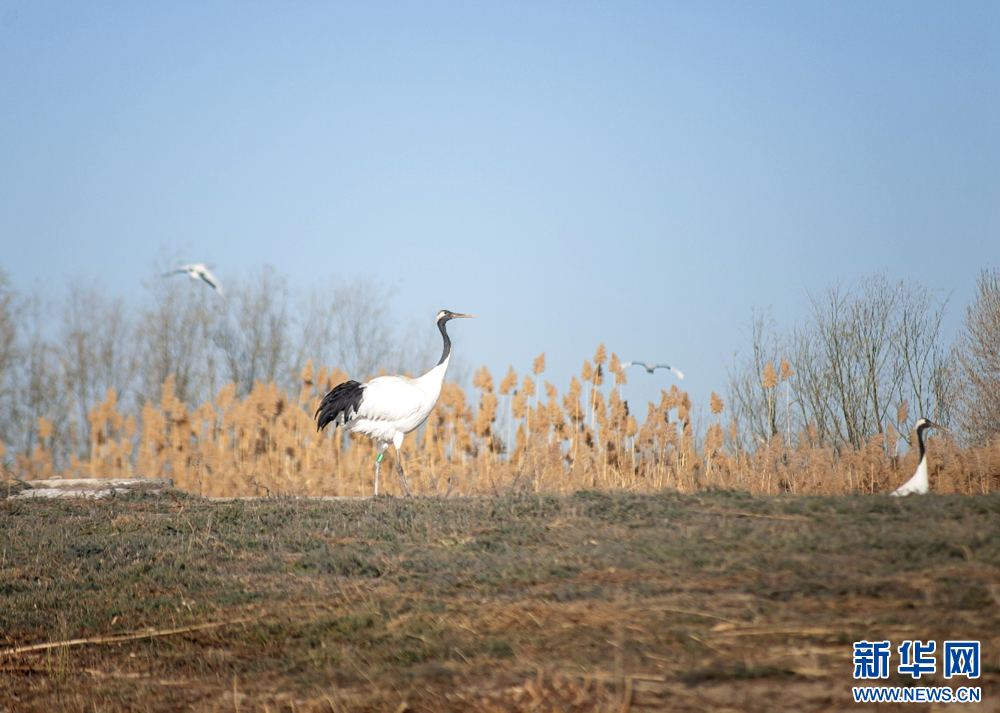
(164, 263), (224, 295)
(346, 359), (450, 448)
(890, 455), (928, 496)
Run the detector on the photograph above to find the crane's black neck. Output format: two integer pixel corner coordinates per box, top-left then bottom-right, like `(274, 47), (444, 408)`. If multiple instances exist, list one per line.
(916, 423), (928, 460)
(437, 319), (451, 366)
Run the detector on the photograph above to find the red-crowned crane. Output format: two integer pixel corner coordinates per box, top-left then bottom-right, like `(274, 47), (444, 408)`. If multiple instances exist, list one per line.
(622, 361), (684, 380)
(890, 418), (945, 496)
(163, 264), (224, 296)
(315, 310), (474, 496)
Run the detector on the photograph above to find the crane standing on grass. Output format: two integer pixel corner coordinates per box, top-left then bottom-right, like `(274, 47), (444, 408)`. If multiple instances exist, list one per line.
(315, 310), (474, 496)
(890, 418), (946, 496)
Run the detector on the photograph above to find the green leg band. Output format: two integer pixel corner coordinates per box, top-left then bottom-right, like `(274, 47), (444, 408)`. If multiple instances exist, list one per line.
(376, 453), (384, 463)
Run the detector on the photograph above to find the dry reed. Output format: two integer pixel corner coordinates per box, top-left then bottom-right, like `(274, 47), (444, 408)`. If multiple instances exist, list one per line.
(6, 350), (999, 497)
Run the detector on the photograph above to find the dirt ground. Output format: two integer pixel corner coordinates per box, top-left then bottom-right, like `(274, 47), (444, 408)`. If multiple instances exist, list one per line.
(1, 489), (997, 711)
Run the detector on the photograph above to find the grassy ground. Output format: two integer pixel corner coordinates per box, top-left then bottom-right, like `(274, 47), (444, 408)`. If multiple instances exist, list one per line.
(1, 489), (998, 712)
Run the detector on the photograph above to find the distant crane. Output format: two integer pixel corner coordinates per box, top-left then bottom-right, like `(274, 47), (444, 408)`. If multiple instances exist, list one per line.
(163, 264), (224, 296)
(315, 310), (474, 496)
(890, 418), (946, 496)
(622, 361), (684, 380)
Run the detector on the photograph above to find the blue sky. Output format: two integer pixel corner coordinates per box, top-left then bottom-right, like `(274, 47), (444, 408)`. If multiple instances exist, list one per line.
(1, 1), (997, 416)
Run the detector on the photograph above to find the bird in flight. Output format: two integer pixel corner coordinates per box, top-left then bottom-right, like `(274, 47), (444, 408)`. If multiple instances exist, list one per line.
(163, 264), (224, 295)
(315, 310), (474, 496)
(622, 361), (684, 380)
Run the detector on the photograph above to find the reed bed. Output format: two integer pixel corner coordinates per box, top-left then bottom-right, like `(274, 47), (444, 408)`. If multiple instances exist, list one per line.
(6, 346), (999, 497)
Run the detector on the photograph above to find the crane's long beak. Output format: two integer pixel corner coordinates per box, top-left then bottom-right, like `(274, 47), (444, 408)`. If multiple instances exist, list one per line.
(451, 313), (475, 319)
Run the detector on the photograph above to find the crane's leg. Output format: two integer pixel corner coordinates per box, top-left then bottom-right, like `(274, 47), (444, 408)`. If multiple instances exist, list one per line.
(394, 445), (412, 497)
(374, 441), (390, 497)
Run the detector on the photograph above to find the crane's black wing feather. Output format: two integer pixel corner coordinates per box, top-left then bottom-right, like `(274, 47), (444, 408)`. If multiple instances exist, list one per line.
(315, 380), (364, 431)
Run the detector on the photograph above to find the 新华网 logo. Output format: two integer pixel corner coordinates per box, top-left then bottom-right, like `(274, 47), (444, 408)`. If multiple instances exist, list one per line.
(853, 639), (980, 681)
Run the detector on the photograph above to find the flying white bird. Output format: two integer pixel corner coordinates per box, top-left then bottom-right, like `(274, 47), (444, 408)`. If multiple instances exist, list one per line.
(163, 264), (224, 295)
(622, 361), (684, 380)
(315, 310), (474, 496)
(890, 418), (945, 496)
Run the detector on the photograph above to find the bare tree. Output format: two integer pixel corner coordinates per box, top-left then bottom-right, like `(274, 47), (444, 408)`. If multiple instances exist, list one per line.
(897, 280), (949, 433)
(809, 276), (907, 448)
(790, 323), (836, 446)
(293, 283), (341, 377)
(951, 267), (1000, 445)
(292, 276), (395, 379)
(136, 263), (218, 407)
(17, 292), (67, 463)
(58, 281), (139, 456)
(0, 270), (22, 453)
(215, 265), (290, 397)
(727, 309), (787, 450)
(730, 273), (949, 452)
(330, 277), (397, 379)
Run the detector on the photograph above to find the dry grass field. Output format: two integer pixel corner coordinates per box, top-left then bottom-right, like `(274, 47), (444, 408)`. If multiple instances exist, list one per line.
(1, 488), (998, 712)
